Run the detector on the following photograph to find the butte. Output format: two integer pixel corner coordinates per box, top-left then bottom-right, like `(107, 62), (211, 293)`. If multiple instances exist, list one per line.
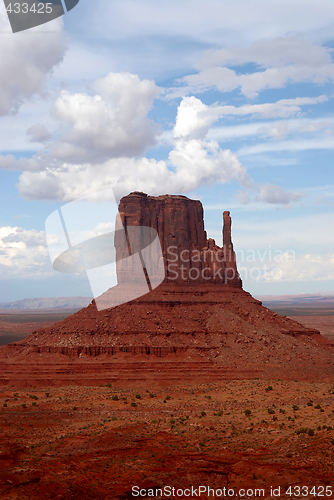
(0, 192), (333, 387)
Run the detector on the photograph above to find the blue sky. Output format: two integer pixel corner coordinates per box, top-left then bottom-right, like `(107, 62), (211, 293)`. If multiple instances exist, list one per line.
(0, 0), (333, 301)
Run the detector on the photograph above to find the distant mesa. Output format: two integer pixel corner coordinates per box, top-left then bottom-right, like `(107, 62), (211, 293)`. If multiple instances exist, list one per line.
(0, 297), (92, 311)
(258, 294), (334, 308)
(0, 192), (333, 386)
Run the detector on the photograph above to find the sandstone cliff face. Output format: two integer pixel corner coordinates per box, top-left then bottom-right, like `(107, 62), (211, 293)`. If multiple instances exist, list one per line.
(116, 192), (242, 287)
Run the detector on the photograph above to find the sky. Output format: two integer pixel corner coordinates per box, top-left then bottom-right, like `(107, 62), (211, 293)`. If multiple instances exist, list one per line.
(0, 0), (333, 302)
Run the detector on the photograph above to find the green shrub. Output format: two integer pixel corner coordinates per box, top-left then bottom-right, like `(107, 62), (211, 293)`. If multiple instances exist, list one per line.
(315, 404), (321, 409)
(135, 394), (141, 399)
(244, 409), (251, 416)
(112, 416), (117, 421)
(267, 407), (275, 415)
(265, 386), (273, 392)
(308, 429), (314, 436)
(295, 427), (308, 435)
(112, 395), (119, 401)
(292, 404), (299, 411)
(200, 411), (206, 417)
(170, 418), (175, 424)
(131, 402), (137, 407)
(307, 400), (313, 406)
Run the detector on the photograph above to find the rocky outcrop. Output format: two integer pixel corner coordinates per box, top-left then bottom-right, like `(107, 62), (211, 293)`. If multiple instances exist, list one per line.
(116, 192), (242, 287)
(4, 283), (322, 353)
(2, 192), (334, 385)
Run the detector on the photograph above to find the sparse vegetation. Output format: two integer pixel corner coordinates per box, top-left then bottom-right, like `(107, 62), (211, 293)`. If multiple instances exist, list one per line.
(1, 378), (334, 495)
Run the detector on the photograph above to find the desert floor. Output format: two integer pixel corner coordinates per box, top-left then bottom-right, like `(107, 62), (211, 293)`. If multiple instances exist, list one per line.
(0, 310), (80, 346)
(1, 379), (334, 499)
(0, 311), (334, 499)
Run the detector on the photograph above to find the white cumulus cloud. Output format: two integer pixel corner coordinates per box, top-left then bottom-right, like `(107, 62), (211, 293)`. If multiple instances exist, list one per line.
(50, 72), (161, 162)
(0, 226), (50, 278)
(0, 6), (67, 116)
(0, 82), (254, 200)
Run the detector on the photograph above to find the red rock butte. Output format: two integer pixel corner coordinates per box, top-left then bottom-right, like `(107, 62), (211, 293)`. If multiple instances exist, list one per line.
(1, 192), (334, 387)
(115, 192), (241, 287)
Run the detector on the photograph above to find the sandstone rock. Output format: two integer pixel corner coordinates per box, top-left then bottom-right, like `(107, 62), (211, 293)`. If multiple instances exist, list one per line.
(116, 192), (242, 287)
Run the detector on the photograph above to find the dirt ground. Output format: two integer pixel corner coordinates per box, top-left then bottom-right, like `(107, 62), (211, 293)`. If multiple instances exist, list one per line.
(0, 310), (334, 499)
(1, 379), (334, 499)
(0, 311), (79, 346)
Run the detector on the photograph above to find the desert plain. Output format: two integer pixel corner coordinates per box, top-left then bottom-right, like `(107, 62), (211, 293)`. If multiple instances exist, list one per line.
(0, 309), (333, 499)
